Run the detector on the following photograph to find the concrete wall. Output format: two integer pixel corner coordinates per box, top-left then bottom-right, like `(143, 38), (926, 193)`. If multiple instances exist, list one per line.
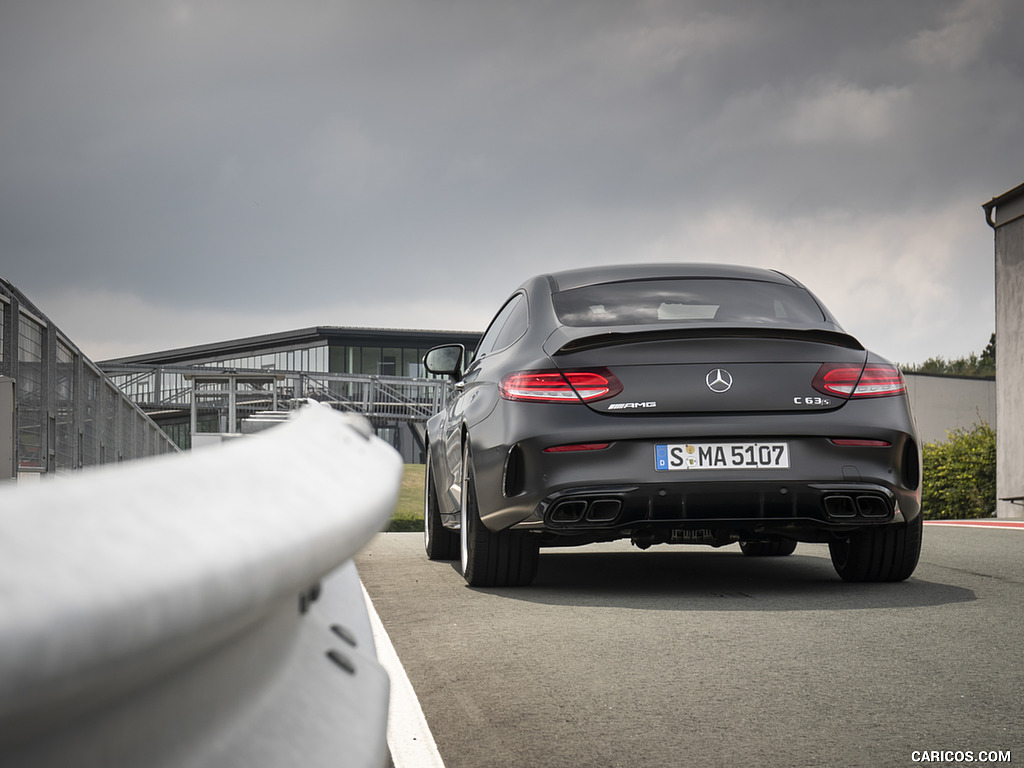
(902, 373), (995, 445)
(990, 185), (1024, 518)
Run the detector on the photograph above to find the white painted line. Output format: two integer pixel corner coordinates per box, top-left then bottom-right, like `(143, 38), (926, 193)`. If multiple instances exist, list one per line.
(924, 520), (1024, 530)
(362, 583), (446, 768)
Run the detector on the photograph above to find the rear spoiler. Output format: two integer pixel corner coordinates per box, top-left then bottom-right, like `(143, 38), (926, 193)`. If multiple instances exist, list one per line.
(547, 325), (865, 355)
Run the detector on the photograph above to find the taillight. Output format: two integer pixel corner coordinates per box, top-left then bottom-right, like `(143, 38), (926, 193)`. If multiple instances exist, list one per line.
(499, 369), (623, 403)
(543, 443), (611, 453)
(812, 363), (905, 399)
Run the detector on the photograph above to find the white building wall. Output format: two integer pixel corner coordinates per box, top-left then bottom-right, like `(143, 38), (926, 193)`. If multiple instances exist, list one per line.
(991, 186), (1024, 518)
(903, 373), (995, 445)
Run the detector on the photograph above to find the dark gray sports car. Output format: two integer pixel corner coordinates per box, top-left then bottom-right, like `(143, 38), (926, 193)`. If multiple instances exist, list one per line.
(423, 264), (922, 587)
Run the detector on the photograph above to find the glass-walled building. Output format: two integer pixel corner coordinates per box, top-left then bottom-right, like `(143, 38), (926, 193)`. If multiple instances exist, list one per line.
(103, 327), (477, 378)
(99, 326), (482, 462)
(0, 277), (180, 481)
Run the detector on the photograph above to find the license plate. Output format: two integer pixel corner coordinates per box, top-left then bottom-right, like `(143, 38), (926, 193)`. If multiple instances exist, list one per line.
(655, 442), (790, 471)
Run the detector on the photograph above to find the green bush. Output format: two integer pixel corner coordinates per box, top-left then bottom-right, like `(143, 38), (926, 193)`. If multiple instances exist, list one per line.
(921, 423), (996, 519)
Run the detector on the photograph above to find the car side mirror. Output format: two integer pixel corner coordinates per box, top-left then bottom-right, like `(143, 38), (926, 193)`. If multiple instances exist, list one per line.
(424, 344), (465, 379)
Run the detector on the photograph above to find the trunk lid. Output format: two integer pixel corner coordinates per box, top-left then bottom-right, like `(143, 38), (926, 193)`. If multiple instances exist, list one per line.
(546, 327), (868, 415)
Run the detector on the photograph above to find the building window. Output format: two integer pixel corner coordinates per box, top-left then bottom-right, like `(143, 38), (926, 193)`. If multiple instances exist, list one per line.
(17, 314), (44, 470)
(82, 368), (100, 466)
(56, 340), (76, 471)
(193, 343), (329, 374)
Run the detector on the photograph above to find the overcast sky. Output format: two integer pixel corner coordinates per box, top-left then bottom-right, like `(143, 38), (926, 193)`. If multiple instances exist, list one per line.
(1, 0), (1021, 364)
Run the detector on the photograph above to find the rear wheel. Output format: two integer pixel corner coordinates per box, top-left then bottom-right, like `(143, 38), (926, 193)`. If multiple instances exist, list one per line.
(739, 539), (797, 557)
(460, 444), (539, 587)
(424, 453), (458, 560)
(829, 514), (923, 582)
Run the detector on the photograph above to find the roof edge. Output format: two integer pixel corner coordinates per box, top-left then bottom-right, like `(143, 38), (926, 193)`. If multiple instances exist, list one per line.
(983, 182), (1024, 228)
(98, 325), (483, 366)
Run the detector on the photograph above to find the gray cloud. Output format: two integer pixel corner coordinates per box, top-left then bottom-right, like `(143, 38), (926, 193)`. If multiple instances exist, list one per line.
(1, 0), (1020, 362)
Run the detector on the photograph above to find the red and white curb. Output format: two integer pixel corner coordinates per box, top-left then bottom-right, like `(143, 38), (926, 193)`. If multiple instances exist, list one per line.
(924, 519), (1024, 530)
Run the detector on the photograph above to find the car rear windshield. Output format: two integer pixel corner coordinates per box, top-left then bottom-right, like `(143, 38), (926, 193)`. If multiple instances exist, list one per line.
(552, 278), (827, 327)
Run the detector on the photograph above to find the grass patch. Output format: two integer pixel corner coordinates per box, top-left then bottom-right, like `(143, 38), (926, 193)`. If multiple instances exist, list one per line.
(386, 464), (426, 532)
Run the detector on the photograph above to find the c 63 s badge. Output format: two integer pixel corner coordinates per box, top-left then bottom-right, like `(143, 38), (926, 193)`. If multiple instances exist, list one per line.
(607, 402), (657, 410)
(794, 396), (831, 406)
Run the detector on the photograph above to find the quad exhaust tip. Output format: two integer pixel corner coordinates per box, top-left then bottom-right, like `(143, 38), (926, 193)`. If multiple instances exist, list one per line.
(824, 494), (891, 520)
(548, 498), (623, 524)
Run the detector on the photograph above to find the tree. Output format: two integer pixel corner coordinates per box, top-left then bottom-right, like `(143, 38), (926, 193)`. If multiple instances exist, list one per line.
(902, 335), (995, 378)
(980, 332), (996, 369)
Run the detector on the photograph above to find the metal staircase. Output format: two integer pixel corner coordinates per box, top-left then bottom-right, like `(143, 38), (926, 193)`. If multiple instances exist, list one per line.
(101, 364), (450, 424)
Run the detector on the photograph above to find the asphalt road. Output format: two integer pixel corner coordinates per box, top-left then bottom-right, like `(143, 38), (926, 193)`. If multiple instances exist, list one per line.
(356, 526), (1024, 768)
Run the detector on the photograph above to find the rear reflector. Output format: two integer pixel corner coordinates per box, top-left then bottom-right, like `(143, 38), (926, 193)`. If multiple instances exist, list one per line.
(829, 438), (892, 447)
(812, 363), (906, 399)
(543, 443), (611, 453)
(500, 369), (622, 403)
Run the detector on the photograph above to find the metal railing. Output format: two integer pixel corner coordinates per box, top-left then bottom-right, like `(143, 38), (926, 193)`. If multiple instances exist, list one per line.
(1, 280), (180, 478)
(102, 364), (450, 423)
(298, 373), (447, 420)
(0, 406), (400, 768)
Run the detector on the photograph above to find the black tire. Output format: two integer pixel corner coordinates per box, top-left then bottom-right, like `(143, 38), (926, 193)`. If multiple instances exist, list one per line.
(829, 514), (923, 582)
(424, 452), (458, 560)
(739, 539), (797, 557)
(460, 444), (539, 587)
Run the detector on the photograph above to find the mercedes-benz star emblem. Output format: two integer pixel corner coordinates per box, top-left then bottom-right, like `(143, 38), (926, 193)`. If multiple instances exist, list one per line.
(706, 368), (733, 393)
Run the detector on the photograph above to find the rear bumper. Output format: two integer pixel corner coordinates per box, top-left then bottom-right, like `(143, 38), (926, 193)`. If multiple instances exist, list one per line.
(466, 397), (921, 541)
(513, 478), (905, 544)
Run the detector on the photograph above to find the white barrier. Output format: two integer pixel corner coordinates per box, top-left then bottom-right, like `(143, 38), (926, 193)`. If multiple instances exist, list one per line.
(0, 405), (402, 768)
